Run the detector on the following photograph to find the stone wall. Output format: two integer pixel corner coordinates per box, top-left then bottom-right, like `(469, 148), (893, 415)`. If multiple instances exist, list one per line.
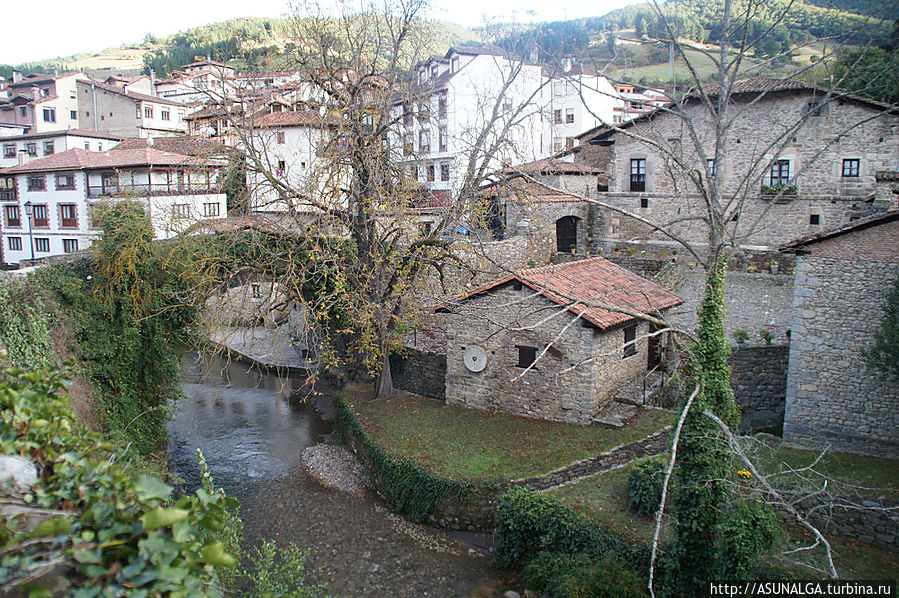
(777, 494), (899, 555)
(391, 348), (446, 400)
(668, 269), (795, 341)
(577, 92), (897, 249)
(444, 285), (652, 425)
(784, 223), (899, 457)
(730, 345), (789, 434)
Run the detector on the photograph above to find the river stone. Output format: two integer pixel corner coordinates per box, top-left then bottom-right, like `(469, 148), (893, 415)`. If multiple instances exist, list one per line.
(0, 455), (37, 486)
(503, 591), (521, 598)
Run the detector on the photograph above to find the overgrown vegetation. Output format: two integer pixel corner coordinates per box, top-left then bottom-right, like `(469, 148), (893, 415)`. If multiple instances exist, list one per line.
(628, 457), (666, 516)
(29, 202), (199, 457)
(0, 365), (239, 595)
(0, 282), (53, 369)
(334, 394), (471, 522)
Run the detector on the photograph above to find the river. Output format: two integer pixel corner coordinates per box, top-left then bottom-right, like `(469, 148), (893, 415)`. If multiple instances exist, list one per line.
(167, 354), (505, 597)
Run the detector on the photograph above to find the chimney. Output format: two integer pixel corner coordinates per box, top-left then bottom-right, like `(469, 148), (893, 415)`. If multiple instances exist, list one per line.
(563, 55), (573, 73)
(12, 70), (22, 84)
(17, 151), (31, 166)
(149, 69), (157, 97)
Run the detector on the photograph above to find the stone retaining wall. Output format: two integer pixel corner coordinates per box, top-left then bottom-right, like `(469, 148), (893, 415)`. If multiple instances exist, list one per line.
(390, 349), (446, 400)
(777, 493), (899, 555)
(729, 345), (789, 434)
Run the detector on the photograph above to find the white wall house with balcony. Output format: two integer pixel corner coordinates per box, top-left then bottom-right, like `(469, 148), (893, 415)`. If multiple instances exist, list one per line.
(0, 147), (226, 266)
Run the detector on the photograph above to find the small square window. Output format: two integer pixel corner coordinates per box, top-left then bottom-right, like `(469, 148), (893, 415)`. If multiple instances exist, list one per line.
(640, 197), (649, 209)
(251, 283), (261, 298)
(440, 163), (450, 182)
(70, 110), (78, 120)
(43, 141), (54, 155)
(623, 324), (637, 358)
(63, 238), (79, 253)
(809, 214), (820, 226)
(516, 345), (538, 368)
(276, 131), (285, 144)
(565, 108), (575, 124)
(8, 237), (22, 251)
(841, 158), (859, 178)
(553, 109), (562, 124)
(34, 237), (50, 253)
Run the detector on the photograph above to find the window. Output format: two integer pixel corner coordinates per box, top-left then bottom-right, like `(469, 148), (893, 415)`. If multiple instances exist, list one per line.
(3, 144), (14, 158)
(39, 88), (49, 97)
(5, 205), (21, 228)
(63, 238), (78, 253)
(707, 158), (717, 177)
(502, 100), (512, 113)
(70, 110), (77, 120)
(426, 164), (435, 182)
(516, 345), (538, 368)
(438, 127), (447, 152)
(8, 237), (22, 251)
(276, 160), (286, 176)
(806, 99), (825, 117)
(566, 138), (575, 150)
(59, 204), (78, 228)
(56, 173), (75, 191)
(623, 324), (637, 358)
(450, 57), (459, 73)
(769, 159), (790, 186)
(630, 158), (646, 192)
(31, 204), (49, 227)
(161, 109), (170, 121)
(438, 95), (447, 119)
(202, 202), (220, 217)
(19, 107), (27, 117)
(34, 238), (50, 253)
(809, 213), (821, 226)
(553, 109), (562, 124)
(251, 283), (261, 298)
(440, 163), (450, 182)
(419, 130), (430, 152)
(276, 131), (285, 144)
(27, 175), (46, 192)
(640, 197), (649, 209)
(418, 101), (430, 123)
(172, 204), (190, 219)
(842, 158), (860, 178)
(25, 143), (37, 156)
(403, 103), (412, 127)
(42, 108), (56, 123)
(84, 142), (90, 150)
(144, 106), (154, 119)
(419, 221), (433, 237)
(565, 108), (575, 124)
(43, 140), (54, 155)
(553, 138), (564, 153)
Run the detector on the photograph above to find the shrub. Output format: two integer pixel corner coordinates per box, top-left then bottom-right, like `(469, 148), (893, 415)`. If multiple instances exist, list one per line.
(628, 457), (666, 516)
(494, 486), (648, 569)
(334, 395), (470, 522)
(759, 327), (774, 344)
(732, 329), (749, 344)
(521, 551), (648, 598)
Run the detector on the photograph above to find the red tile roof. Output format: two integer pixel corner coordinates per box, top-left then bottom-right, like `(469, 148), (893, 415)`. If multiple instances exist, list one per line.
(779, 209), (899, 250)
(113, 136), (227, 156)
(0, 147), (217, 174)
(252, 110), (341, 128)
(440, 257), (682, 330)
(82, 80), (184, 106)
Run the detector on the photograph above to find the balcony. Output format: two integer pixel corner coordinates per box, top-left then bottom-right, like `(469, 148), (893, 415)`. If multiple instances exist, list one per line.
(87, 183), (221, 199)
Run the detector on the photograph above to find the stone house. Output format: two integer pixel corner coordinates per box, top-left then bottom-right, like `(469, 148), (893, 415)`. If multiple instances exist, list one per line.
(437, 257), (682, 424)
(574, 77), (898, 251)
(780, 210), (899, 458)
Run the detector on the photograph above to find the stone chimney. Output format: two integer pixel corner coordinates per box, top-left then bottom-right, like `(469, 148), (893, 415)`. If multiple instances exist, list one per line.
(11, 70), (22, 84)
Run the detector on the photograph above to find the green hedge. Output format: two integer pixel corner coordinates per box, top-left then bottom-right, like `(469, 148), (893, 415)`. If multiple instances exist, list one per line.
(628, 456), (667, 516)
(334, 395), (470, 522)
(494, 486), (650, 569)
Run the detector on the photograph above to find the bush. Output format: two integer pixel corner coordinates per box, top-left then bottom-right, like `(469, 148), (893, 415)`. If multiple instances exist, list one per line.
(732, 329), (749, 344)
(628, 457), (666, 516)
(521, 551), (648, 598)
(494, 486), (648, 569)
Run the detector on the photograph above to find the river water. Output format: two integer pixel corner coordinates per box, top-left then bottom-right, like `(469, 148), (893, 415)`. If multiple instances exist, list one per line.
(168, 354), (504, 597)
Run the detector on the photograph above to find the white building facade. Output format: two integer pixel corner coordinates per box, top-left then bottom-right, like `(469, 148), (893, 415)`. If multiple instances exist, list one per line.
(0, 147), (226, 265)
(0, 130), (123, 169)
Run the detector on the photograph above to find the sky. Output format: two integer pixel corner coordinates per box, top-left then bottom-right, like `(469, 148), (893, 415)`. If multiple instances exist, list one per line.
(0, 0), (646, 66)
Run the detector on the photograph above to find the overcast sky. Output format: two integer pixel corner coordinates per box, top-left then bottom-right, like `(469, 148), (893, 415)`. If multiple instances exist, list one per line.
(1, 0), (645, 66)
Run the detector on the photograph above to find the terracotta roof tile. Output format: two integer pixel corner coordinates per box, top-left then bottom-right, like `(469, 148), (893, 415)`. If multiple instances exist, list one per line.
(0, 147), (217, 174)
(113, 136), (226, 156)
(252, 110), (341, 128)
(440, 257), (683, 330)
(82, 81), (184, 106)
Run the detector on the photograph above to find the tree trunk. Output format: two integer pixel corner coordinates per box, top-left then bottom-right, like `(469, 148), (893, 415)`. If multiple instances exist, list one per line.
(373, 344), (394, 399)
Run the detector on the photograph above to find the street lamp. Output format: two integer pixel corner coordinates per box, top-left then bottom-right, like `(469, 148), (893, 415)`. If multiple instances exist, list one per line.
(23, 200), (34, 265)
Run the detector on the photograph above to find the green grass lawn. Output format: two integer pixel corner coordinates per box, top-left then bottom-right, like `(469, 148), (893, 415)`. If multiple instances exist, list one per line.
(346, 387), (674, 482)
